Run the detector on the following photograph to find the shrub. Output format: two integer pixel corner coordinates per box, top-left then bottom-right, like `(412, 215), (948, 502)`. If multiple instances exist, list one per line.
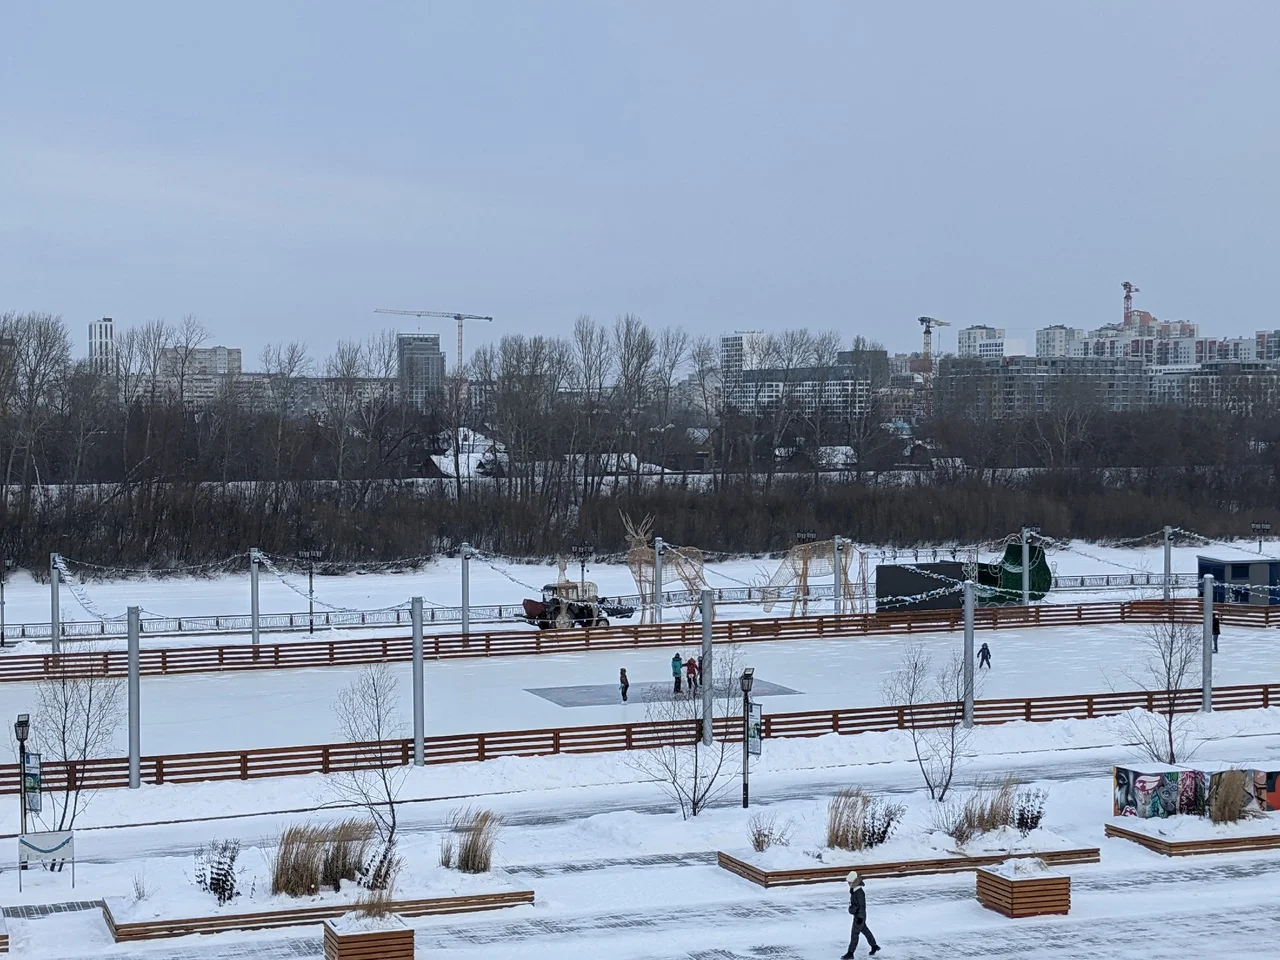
(447, 808), (504, 874)
(194, 838), (241, 906)
(272, 820), (374, 897)
(438, 833), (455, 869)
(748, 813), (794, 853)
(826, 788), (905, 852)
(1014, 788), (1048, 836)
(131, 871), (150, 903)
(1209, 770), (1253, 825)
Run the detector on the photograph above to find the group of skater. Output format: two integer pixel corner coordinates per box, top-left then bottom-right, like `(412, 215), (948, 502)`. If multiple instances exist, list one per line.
(617, 652), (703, 703)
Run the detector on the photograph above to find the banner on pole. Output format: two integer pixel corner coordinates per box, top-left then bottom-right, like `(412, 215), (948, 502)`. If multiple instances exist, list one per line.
(22, 753), (41, 812)
(747, 702), (763, 757)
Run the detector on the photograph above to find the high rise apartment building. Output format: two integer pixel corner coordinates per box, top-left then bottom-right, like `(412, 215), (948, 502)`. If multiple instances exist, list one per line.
(397, 333), (446, 410)
(88, 317), (117, 374)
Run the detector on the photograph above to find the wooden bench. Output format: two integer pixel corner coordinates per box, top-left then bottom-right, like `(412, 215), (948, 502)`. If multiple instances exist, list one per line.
(1105, 822), (1280, 857)
(976, 867), (1070, 918)
(716, 847), (1100, 888)
(323, 919), (414, 960)
(102, 889), (533, 942)
(0, 915), (8, 954)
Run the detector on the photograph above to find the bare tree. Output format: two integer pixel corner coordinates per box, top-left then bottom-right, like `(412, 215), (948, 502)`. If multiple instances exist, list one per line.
(625, 646), (744, 819)
(331, 663), (407, 846)
(31, 643), (125, 836)
(1119, 618), (1201, 764)
(881, 642), (975, 802)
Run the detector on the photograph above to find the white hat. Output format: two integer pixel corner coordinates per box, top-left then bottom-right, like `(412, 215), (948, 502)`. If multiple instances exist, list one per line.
(846, 871), (860, 885)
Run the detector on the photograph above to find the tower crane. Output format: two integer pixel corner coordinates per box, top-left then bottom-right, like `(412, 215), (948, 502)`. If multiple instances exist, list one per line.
(917, 315), (950, 362)
(1121, 281), (1139, 326)
(374, 308), (493, 374)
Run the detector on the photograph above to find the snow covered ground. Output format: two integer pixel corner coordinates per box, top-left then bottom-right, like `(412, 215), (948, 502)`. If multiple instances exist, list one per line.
(3, 540), (1252, 641)
(4, 709), (1280, 959)
(0, 618), (1274, 754)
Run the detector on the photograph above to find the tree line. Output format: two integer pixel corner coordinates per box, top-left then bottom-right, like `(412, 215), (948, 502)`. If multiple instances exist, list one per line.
(0, 310), (1275, 570)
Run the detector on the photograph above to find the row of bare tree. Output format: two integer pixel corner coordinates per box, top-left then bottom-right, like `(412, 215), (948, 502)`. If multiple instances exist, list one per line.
(1, 310), (1278, 567)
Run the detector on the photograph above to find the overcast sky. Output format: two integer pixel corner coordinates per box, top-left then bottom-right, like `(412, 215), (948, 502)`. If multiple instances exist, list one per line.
(3, 2), (1277, 366)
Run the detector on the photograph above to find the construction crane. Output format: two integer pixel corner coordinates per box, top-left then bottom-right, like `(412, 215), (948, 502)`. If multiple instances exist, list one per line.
(917, 315), (950, 362)
(1121, 281), (1139, 326)
(373, 308), (493, 374)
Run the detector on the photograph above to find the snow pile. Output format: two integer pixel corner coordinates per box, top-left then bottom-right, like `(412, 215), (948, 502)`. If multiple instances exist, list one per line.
(1114, 811), (1280, 841)
(984, 857), (1054, 880)
(327, 911), (409, 934)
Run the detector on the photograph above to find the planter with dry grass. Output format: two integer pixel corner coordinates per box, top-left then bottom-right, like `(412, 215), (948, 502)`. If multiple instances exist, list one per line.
(323, 912), (413, 960)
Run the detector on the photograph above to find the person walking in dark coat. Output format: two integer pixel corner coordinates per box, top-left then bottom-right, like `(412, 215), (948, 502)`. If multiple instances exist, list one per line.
(619, 668), (630, 703)
(1212, 613), (1220, 654)
(841, 872), (879, 958)
(671, 653), (683, 694)
(978, 642), (992, 669)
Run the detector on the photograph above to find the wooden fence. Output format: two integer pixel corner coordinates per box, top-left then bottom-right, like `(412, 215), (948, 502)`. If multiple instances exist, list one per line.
(3, 680), (1275, 797)
(3, 599), (1271, 684)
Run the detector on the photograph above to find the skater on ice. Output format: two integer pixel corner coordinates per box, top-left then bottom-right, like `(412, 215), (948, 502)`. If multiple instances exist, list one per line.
(684, 654), (699, 693)
(671, 653), (683, 693)
(977, 641), (992, 669)
(619, 667), (629, 702)
(841, 871), (880, 958)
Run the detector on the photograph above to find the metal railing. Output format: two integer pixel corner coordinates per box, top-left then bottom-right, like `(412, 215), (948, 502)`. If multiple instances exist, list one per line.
(0, 573), (1195, 643)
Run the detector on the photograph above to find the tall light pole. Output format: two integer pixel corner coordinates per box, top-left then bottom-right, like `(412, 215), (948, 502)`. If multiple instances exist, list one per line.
(298, 550), (323, 634)
(572, 543), (594, 594)
(740, 667), (755, 809)
(653, 537), (665, 624)
(14, 714), (29, 837)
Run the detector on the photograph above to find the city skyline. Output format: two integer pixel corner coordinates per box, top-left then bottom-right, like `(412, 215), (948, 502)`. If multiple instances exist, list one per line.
(5, 2), (1279, 362)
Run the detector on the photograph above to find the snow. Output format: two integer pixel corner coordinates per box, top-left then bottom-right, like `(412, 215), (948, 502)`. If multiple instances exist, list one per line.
(0, 538), (1250, 640)
(984, 856), (1055, 879)
(89, 829), (519, 925)
(327, 911), (408, 933)
(0, 616), (1273, 755)
(1111, 811), (1280, 841)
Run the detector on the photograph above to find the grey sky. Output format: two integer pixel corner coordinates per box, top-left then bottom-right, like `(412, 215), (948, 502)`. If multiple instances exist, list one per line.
(3, 2), (1277, 365)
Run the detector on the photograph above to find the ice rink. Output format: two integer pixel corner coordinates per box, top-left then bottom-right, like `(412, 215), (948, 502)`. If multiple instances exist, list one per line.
(0, 618), (1274, 754)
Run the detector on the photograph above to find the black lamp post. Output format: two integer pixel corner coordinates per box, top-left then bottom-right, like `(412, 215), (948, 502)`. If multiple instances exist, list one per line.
(298, 550), (324, 633)
(571, 543), (594, 592)
(740, 667), (755, 808)
(14, 713), (29, 836)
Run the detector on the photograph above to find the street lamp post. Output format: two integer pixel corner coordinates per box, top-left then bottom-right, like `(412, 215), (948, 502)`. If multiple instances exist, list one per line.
(571, 543), (594, 593)
(1251, 521), (1271, 554)
(0, 558), (12, 647)
(14, 714), (29, 837)
(298, 550), (323, 633)
(740, 667), (755, 809)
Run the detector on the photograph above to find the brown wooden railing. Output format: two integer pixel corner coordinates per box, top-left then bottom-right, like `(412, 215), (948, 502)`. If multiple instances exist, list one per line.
(4, 599), (1272, 684)
(4, 680), (1275, 797)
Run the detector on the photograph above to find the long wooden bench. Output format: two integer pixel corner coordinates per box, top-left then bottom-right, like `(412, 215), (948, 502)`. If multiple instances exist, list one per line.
(102, 889), (533, 942)
(976, 868), (1070, 918)
(1105, 822), (1280, 857)
(323, 919), (414, 960)
(716, 847), (1100, 887)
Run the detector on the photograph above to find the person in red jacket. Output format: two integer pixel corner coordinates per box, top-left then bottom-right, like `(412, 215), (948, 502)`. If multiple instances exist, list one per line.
(684, 655), (699, 693)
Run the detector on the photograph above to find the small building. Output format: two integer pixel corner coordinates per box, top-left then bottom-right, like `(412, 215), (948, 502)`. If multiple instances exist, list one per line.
(1197, 553), (1280, 605)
